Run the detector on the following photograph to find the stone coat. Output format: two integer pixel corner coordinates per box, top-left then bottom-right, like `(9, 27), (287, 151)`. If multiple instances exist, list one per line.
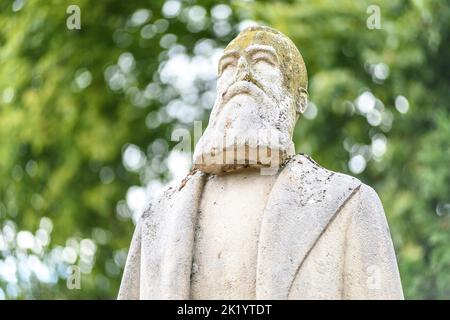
(118, 154), (403, 299)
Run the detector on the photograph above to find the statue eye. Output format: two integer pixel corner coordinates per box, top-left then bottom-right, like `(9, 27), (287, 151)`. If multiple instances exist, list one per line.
(254, 58), (274, 66)
(251, 52), (277, 67)
(218, 59), (237, 76)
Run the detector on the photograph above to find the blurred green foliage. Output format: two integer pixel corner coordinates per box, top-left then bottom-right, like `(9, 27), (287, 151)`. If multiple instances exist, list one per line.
(0, 0), (449, 299)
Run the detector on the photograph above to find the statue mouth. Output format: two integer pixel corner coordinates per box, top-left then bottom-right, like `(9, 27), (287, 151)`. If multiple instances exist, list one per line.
(221, 81), (266, 105)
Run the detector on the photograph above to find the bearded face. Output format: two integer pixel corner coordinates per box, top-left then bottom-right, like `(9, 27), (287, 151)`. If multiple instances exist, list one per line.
(193, 27), (307, 174)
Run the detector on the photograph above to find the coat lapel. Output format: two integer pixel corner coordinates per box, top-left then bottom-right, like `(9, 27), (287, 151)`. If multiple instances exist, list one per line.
(256, 155), (361, 299)
(140, 169), (207, 299)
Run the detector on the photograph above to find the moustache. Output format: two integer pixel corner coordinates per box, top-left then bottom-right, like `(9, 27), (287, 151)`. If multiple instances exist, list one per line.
(220, 80), (268, 105)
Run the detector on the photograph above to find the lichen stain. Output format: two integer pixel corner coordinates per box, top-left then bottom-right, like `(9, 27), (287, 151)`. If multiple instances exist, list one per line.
(224, 26), (308, 106)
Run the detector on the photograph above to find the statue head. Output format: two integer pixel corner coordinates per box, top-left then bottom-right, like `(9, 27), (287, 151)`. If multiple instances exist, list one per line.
(193, 26), (308, 174)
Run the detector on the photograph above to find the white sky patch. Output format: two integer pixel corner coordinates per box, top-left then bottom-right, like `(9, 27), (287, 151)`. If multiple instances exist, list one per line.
(130, 9), (151, 27)
(124, 150), (192, 224)
(349, 154), (367, 174)
(28, 255), (52, 283)
(238, 20), (259, 31)
(367, 109), (382, 126)
(62, 247), (77, 264)
(2, 87), (15, 103)
(0, 256), (18, 284)
(3, 223), (16, 243)
(162, 0), (182, 18)
(373, 63), (389, 81)
(303, 101), (318, 120)
(80, 239), (96, 258)
(126, 186), (147, 220)
(39, 217), (53, 233)
(35, 229), (50, 247)
(160, 50), (220, 92)
(17, 231), (34, 250)
(167, 150), (191, 183)
(211, 4), (232, 20)
(118, 52), (135, 74)
(74, 69), (92, 89)
(0, 234), (5, 251)
(122, 144), (146, 172)
(371, 133), (387, 158)
(144, 180), (164, 211)
(356, 91), (376, 113)
(395, 95), (409, 114)
(436, 203), (450, 216)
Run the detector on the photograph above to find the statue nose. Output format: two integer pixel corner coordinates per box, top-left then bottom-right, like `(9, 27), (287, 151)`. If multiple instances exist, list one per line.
(235, 56), (252, 82)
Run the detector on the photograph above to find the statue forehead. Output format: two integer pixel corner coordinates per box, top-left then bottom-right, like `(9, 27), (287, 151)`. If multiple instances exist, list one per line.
(223, 29), (307, 91)
(225, 30), (284, 54)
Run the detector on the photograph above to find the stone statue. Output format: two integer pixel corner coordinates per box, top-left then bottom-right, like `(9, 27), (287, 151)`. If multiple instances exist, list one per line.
(118, 26), (404, 300)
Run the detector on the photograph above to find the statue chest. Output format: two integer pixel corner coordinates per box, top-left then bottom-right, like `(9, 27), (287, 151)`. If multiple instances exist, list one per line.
(190, 170), (277, 299)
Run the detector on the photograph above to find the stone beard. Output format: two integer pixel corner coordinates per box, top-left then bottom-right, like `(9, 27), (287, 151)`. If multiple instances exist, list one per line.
(118, 26), (404, 300)
(193, 28), (307, 174)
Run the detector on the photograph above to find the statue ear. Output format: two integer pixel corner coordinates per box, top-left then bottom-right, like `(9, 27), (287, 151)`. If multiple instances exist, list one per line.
(296, 87), (308, 114)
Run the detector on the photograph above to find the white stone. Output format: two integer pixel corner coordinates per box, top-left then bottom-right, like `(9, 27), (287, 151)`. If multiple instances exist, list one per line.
(118, 26), (403, 300)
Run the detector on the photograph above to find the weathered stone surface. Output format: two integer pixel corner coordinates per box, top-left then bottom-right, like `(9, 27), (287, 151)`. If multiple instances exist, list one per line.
(193, 27), (307, 174)
(118, 26), (403, 300)
(118, 155), (403, 299)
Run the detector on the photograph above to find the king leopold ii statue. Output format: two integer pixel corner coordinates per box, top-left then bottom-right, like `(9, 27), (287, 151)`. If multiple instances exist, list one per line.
(118, 26), (404, 300)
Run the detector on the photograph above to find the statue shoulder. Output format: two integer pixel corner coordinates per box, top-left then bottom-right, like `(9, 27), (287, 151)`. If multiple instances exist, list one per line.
(285, 153), (362, 187)
(354, 183), (387, 218)
(285, 154), (386, 217)
(288, 154), (386, 210)
(139, 168), (205, 221)
(272, 154), (362, 211)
